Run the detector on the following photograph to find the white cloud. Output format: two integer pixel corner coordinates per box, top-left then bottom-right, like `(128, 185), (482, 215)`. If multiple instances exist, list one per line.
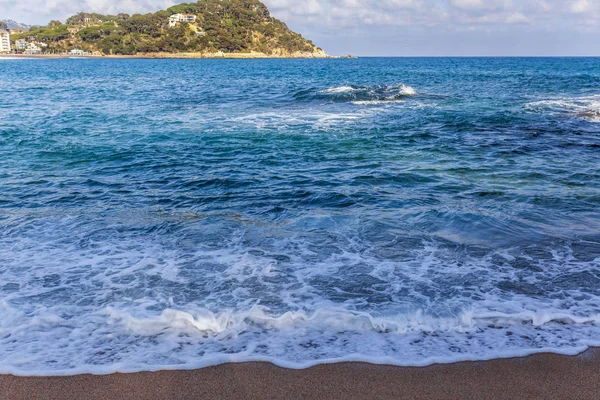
(449, 0), (511, 11)
(505, 12), (529, 24)
(570, 0), (593, 13)
(1, 0), (597, 29)
(263, 0), (598, 30)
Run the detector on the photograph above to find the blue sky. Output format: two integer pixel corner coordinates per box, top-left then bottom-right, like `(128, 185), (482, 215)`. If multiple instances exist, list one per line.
(1, 0), (599, 56)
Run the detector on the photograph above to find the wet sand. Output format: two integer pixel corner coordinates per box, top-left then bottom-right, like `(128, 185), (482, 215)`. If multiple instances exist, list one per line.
(1, 349), (599, 400)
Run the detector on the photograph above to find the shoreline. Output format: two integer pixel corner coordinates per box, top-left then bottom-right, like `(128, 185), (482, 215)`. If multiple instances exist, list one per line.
(0, 52), (338, 60)
(2, 348), (599, 399)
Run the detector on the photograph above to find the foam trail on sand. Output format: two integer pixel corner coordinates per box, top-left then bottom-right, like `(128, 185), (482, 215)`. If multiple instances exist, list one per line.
(1, 301), (600, 376)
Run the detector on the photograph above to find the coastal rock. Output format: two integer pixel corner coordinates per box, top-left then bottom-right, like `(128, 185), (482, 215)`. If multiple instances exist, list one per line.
(580, 110), (600, 119)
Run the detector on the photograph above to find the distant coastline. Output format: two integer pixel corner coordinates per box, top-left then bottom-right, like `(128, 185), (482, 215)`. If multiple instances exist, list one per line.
(0, 51), (337, 59)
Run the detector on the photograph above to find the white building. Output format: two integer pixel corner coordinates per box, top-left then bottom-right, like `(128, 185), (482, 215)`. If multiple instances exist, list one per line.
(168, 14), (197, 28)
(0, 30), (10, 53)
(23, 42), (41, 55)
(68, 49), (89, 56)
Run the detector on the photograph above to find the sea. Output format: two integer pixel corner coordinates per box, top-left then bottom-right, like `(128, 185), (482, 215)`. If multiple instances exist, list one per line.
(0, 57), (599, 376)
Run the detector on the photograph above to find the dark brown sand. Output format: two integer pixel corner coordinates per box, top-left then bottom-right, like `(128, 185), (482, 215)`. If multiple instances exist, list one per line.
(2, 349), (599, 400)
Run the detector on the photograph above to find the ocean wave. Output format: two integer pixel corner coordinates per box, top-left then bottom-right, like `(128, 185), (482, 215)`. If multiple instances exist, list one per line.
(2, 213), (600, 376)
(2, 207), (600, 376)
(322, 84), (417, 97)
(3, 57), (600, 377)
(525, 96), (600, 123)
(399, 85), (417, 96)
(2, 302), (600, 376)
(110, 306), (600, 337)
(295, 84), (417, 104)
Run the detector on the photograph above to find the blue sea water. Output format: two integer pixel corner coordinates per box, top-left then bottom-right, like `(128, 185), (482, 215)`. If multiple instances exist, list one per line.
(0, 57), (599, 375)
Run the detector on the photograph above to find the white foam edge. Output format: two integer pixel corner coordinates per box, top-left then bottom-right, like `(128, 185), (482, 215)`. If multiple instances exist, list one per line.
(3, 305), (600, 377)
(1, 344), (594, 377)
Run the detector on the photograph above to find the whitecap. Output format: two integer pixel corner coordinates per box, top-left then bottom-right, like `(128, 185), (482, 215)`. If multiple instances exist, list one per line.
(322, 86), (357, 94)
(398, 84), (417, 96)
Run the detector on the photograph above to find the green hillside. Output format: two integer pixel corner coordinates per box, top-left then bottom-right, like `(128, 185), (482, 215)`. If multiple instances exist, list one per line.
(10, 0), (325, 56)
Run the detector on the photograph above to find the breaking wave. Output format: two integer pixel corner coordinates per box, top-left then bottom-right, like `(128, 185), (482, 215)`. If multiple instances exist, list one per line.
(110, 306), (600, 337)
(294, 84), (417, 104)
(2, 301), (599, 376)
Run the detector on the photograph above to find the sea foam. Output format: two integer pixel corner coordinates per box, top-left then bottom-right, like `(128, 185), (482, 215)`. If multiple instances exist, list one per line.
(2, 299), (600, 376)
(399, 84), (417, 96)
(1, 220), (600, 376)
(525, 95), (600, 122)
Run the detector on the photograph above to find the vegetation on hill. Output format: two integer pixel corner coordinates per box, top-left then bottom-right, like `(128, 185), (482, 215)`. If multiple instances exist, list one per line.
(9, 0), (324, 56)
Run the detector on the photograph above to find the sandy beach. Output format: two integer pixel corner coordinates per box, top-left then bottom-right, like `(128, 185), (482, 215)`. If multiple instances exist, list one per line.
(2, 349), (599, 400)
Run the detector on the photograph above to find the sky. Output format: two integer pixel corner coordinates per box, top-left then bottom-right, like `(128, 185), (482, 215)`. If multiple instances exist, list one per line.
(1, 0), (599, 56)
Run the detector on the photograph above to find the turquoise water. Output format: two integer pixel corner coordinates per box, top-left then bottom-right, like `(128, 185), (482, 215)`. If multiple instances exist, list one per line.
(1, 57), (599, 375)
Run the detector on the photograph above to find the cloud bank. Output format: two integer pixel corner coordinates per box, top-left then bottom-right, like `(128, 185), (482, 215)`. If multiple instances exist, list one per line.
(1, 0), (598, 55)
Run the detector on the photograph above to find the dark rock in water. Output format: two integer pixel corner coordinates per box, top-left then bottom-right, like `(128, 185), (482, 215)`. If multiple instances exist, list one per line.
(579, 110), (600, 119)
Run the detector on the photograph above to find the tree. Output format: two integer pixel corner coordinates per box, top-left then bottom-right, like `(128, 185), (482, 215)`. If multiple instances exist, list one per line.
(78, 26), (103, 41)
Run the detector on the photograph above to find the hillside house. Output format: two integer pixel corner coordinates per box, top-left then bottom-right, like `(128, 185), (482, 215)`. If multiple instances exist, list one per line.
(23, 42), (41, 54)
(168, 14), (197, 28)
(68, 49), (89, 56)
